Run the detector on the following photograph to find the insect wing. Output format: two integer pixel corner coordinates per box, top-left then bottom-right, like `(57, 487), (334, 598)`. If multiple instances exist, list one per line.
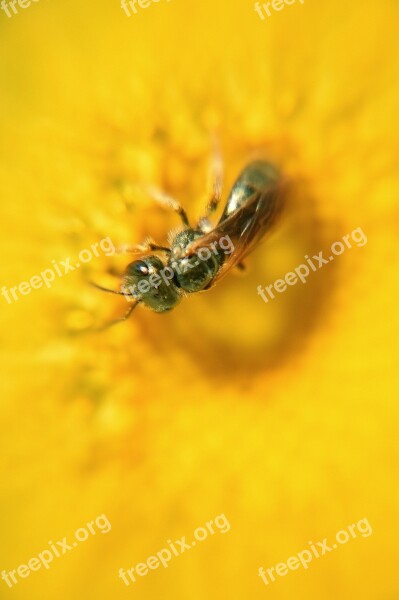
(186, 181), (285, 286)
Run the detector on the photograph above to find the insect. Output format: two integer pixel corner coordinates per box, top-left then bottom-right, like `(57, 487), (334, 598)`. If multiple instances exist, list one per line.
(92, 152), (285, 327)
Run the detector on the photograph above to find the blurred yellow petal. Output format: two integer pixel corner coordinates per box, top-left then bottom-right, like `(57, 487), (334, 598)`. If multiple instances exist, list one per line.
(0, 0), (398, 599)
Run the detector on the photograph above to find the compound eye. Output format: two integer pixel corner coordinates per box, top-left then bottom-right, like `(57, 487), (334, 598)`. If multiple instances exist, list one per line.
(127, 260), (149, 277)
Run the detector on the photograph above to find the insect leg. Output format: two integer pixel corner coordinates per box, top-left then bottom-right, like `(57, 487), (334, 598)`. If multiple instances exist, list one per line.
(90, 282), (140, 329)
(96, 301), (140, 331)
(89, 281), (133, 296)
(115, 239), (171, 255)
(143, 185), (190, 227)
(197, 135), (223, 228)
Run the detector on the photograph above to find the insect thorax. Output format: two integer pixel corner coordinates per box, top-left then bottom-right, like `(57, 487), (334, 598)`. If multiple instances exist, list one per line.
(169, 229), (222, 293)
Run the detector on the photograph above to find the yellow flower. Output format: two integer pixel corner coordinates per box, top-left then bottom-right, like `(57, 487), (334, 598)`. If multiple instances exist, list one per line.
(0, 0), (398, 598)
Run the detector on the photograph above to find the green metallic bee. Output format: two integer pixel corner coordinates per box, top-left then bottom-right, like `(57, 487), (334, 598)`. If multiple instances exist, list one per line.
(93, 156), (284, 326)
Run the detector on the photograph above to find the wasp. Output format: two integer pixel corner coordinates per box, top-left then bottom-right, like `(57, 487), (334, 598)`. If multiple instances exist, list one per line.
(93, 152), (285, 326)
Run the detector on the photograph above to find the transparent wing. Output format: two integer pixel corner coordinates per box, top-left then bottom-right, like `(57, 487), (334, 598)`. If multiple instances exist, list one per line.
(185, 180), (286, 287)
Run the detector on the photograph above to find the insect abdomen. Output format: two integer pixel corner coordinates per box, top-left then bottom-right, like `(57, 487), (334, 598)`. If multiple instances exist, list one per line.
(219, 160), (280, 221)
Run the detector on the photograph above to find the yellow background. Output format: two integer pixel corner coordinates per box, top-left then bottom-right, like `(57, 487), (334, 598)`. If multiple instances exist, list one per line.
(0, 0), (398, 598)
